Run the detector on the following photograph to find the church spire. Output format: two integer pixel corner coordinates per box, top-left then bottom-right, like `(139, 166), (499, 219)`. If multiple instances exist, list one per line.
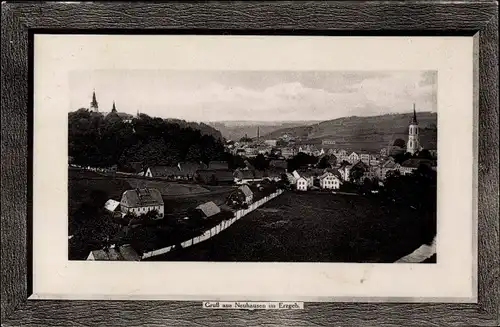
(90, 89), (99, 112)
(411, 103), (418, 124)
(111, 101), (117, 113)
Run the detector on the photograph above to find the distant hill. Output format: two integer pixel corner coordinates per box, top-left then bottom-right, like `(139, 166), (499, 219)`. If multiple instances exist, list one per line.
(208, 121), (322, 141)
(262, 112), (437, 152)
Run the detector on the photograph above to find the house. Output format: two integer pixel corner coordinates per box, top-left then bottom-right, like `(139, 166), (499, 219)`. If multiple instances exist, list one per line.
(380, 147), (389, 157)
(399, 158), (437, 175)
(322, 139), (336, 146)
(104, 199), (121, 216)
(378, 157), (401, 180)
(144, 166), (180, 179)
(318, 172), (342, 189)
(294, 170), (315, 187)
(360, 153), (371, 165)
(87, 244), (140, 261)
(208, 161), (229, 170)
(264, 139), (277, 147)
(244, 147), (258, 157)
(269, 159), (288, 170)
(264, 168), (285, 182)
(281, 148), (296, 158)
(348, 152), (360, 164)
(195, 201), (221, 219)
(196, 169), (235, 185)
(338, 161), (352, 182)
(234, 169), (265, 184)
(296, 177), (308, 191)
(177, 162), (207, 179)
(120, 188), (164, 218)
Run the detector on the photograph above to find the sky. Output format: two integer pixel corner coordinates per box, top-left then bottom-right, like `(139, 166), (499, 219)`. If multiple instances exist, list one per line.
(69, 70), (437, 122)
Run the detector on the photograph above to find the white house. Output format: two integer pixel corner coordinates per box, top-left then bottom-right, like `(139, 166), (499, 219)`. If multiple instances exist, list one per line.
(120, 188), (164, 218)
(318, 172), (342, 189)
(348, 152), (360, 164)
(296, 177), (308, 191)
(338, 162), (352, 182)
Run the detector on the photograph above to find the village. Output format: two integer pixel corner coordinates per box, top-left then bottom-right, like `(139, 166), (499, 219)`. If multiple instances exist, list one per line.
(69, 92), (437, 262)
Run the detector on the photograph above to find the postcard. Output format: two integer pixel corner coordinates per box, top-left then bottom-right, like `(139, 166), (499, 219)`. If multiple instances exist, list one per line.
(32, 34), (475, 302)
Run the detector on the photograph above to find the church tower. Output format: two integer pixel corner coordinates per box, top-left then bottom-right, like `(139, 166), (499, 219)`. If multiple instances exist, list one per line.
(111, 101), (117, 113)
(406, 103), (420, 154)
(90, 90), (99, 112)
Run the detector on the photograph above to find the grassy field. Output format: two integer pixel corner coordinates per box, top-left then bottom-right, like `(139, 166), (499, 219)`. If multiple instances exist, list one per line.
(149, 191), (436, 262)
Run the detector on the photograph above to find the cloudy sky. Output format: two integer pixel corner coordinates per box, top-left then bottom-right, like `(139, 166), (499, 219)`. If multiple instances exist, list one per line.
(69, 70), (437, 122)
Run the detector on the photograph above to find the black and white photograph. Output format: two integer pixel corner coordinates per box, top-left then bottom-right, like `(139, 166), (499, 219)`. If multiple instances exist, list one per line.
(68, 70), (438, 263)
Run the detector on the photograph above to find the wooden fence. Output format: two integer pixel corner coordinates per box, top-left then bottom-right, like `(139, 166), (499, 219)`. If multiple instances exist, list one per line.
(141, 189), (284, 259)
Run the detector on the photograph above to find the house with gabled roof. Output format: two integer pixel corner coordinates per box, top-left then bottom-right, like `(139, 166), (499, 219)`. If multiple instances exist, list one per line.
(318, 172), (342, 189)
(196, 169), (235, 185)
(120, 188), (164, 218)
(195, 201), (221, 219)
(144, 166), (180, 179)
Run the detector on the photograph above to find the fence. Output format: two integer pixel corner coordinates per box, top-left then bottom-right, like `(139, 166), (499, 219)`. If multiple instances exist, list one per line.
(141, 189), (284, 259)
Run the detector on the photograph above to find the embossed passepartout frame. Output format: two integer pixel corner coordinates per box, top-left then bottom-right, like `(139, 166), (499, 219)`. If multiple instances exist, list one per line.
(1, 2), (498, 326)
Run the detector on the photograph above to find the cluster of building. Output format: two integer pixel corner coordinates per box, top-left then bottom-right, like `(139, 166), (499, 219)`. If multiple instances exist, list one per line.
(91, 181), (278, 261)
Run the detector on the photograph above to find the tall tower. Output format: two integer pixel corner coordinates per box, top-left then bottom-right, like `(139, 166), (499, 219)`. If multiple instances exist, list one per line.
(407, 103), (420, 154)
(111, 101), (117, 113)
(90, 90), (99, 112)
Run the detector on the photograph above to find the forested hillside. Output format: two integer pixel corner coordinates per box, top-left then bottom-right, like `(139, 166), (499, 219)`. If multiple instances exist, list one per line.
(68, 109), (226, 169)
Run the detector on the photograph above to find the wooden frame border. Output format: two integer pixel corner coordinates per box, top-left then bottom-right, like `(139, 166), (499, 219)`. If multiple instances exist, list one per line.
(1, 2), (498, 326)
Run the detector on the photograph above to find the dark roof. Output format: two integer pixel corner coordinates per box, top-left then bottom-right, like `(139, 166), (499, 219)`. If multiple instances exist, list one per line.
(352, 160), (369, 170)
(121, 188), (163, 207)
(179, 162), (206, 175)
(147, 165), (180, 177)
(197, 169), (235, 182)
(296, 170), (316, 178)
(401, 158), (436, 168)
(269, 159), (288, 169)
(208, 161), (229, 170)
(89, 244), (140, 261)
(381, 158), (399, 169)
(196, 201), (221, 218)
(325, 168), (342, 179)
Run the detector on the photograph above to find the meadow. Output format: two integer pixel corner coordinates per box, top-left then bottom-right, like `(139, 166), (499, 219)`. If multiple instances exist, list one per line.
(151, 191), (436, 262)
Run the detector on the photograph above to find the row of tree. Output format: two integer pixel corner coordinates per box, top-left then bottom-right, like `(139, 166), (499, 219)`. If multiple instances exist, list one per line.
(69, 109), (227, 168)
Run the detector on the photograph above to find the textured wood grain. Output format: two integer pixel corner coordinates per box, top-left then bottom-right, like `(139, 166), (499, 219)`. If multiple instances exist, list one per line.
(477, 9), (500, 315)
(1, 2), (29, 322)
(1, 1), (499, 326)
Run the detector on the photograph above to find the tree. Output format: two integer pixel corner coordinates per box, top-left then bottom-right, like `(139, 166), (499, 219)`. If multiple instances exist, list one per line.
(393, 138), (406, 148)
(317, 155), (336, 169)
(185, 144), (202, 162)
(287, 152), (318, 172)
(416, 149), (433, 160)
(252, 154), (269, 171)
(68, 109), (227, 169)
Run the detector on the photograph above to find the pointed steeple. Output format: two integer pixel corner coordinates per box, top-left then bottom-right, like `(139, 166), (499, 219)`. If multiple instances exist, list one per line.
(411, 103), (418, 124)
(90, 89), (99, 112)
(111, 101), (117, 113)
